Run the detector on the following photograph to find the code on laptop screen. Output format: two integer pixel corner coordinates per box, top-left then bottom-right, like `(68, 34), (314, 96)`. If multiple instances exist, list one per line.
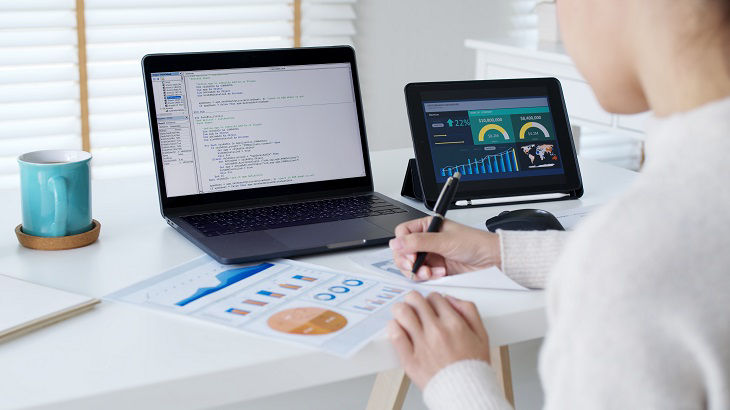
(150, 63), (367, 197)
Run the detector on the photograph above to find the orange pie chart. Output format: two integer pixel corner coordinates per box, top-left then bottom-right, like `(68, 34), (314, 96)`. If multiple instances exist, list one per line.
(267, 307), (347, 335)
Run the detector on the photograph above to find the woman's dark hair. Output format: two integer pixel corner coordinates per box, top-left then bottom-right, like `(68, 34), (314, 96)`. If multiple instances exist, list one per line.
(720, 0), (730, 22)
(715, 0), (730, 26)
(693, 1), (730, 46)
(713, 0), (730, 71)
(711, 0), (730, 54)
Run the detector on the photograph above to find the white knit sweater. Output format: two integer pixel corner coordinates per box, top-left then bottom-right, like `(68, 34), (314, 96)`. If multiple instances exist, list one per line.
(423, 97), (730, 410)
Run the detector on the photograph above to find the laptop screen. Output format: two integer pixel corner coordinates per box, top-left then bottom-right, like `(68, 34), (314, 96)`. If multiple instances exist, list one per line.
(150, 63), (367, 198)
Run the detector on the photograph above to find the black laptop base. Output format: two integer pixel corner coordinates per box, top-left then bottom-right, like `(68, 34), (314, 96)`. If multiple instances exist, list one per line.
(167, 192), (426, 264)
(143, 46), (427, 263)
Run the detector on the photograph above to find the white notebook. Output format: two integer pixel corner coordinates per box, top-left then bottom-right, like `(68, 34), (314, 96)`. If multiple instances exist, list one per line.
(0, 274), (100, 342)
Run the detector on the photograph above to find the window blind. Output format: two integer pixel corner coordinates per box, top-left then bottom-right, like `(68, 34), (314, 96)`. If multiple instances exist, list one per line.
(83, 0), (359, 180)
(0, 0), (359, 185)
(0, 0), (81, 188)
(84, 0), (294, 180)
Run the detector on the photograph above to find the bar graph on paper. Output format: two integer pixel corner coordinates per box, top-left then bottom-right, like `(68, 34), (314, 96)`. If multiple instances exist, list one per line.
(441, 147), (519, 177)
(106, 256), (416, 357)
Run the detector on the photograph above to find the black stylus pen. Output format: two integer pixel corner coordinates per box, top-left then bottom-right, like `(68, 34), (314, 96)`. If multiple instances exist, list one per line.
(410, 172), (461, 279)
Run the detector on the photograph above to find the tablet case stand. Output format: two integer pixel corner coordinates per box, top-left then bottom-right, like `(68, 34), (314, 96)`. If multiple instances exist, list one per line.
(401, 158), (583, 210)
(400, 158), (424, 203)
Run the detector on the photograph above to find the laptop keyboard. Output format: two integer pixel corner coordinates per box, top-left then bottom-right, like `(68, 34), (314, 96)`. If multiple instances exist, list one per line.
(182, 195), (408, 237)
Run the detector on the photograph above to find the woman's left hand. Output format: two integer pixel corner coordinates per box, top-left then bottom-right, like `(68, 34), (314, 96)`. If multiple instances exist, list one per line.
(388, 291), (491, 389)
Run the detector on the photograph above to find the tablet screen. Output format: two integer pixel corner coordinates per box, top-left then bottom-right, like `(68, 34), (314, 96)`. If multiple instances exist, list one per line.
(422, 96), (563, 182)
(405, 79), (582, 207)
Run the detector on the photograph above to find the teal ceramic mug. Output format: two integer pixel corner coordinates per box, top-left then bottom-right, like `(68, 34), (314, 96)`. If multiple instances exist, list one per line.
(18, 150), (93, 237)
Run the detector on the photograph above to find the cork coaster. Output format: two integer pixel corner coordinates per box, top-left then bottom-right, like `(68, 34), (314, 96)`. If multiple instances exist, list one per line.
(15, 220), (101, 251)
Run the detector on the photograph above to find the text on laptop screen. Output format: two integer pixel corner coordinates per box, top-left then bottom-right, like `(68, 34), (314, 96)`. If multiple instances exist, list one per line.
(150, 63), (366, 197)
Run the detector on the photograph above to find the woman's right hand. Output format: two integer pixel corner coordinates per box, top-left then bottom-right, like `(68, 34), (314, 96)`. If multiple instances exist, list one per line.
(389, 216), (502, 281)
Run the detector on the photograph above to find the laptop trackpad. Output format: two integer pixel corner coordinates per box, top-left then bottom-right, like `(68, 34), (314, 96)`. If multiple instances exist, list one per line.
(267, 219), (389, 248)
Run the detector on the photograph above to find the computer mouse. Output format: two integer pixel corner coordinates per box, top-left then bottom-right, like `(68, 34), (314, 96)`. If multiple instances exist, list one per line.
(485, 209), (565, 232)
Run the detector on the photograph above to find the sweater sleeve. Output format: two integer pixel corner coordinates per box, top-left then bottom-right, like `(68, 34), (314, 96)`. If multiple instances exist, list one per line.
(498, 230), (569, 289)
(423, 360), (513, 410)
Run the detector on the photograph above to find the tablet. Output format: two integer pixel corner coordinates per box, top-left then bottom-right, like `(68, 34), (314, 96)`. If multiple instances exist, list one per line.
(404, 78), (582, 209)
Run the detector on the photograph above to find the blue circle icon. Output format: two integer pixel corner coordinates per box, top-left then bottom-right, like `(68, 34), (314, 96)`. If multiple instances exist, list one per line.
(343, 279), (364, 287)
(329, 286), (350, 294)
(315, 293), (335, 301)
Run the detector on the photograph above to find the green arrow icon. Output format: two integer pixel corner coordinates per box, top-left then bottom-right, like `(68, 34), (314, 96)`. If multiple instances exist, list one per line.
(447, 119), (453, 127)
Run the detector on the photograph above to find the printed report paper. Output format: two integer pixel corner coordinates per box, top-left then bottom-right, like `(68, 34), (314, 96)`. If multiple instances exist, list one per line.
(350, 248), (528, 291)
(106, 256), (415, 357)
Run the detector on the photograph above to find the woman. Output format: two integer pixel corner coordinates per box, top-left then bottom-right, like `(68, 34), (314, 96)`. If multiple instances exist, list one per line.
(388, 0), (730, 408)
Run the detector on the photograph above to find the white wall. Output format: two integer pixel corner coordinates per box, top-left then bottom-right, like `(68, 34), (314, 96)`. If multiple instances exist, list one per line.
(353, 0), (520, 151)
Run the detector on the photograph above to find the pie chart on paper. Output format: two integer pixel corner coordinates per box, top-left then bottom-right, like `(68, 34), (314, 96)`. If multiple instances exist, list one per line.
(267, 307), (347, 335)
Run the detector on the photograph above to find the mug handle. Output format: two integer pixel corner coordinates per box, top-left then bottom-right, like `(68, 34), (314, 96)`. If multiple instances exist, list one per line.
(49, 175), (68, 237)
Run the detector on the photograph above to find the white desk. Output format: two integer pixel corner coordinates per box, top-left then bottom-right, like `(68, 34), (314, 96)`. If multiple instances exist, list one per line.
(0, 148), (636, 410)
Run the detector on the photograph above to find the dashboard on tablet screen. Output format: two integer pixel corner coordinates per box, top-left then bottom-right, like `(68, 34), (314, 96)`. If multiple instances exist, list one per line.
(422, 96), (564, 183)
(405, 78), (582, 208)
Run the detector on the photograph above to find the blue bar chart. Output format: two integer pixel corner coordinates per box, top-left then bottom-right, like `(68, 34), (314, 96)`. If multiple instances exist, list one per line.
(441, 148), (520, 177)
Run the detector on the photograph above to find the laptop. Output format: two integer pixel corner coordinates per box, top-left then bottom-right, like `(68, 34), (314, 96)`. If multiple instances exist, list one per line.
(142, 46), (426, 264)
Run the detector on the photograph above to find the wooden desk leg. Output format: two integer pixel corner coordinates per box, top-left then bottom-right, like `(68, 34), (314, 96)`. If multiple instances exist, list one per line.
(491, 345), (515, 407)
(366, 346), (512, 410)
(366, 368), (410, 410)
